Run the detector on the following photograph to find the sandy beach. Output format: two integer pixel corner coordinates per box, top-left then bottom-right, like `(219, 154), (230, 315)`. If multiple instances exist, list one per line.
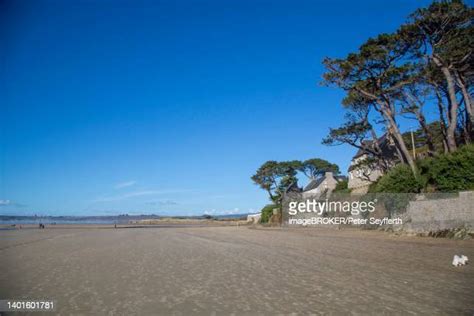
(1, 225), (473, 315)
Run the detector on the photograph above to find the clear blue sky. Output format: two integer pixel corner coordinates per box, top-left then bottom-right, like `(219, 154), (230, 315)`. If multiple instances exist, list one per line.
(1, 0), (436, 216)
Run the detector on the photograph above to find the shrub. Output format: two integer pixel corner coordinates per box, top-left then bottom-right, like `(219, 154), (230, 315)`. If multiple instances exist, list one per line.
(260, 204), (278, 223)
(370, 165), (421, 214)
(375, 164), (423, 193)
(373, 144), (474, 194)
(367, 179), (380, 193)
(418, 144), (474, 192)
(334, 179), (350, 193)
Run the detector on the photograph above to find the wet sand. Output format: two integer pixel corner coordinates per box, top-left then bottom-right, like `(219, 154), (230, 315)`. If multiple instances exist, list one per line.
(1, 226), (473, 315)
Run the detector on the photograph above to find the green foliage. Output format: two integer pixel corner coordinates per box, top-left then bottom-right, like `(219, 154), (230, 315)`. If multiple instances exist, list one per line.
(370, 165), (421, 215)
(401, 121), (446, 155)
(419, 144), (474, 192)
(374, 144), (474, 193)
(334, 179), (350, 193)
(408, 0), (473, 68)
(322, 114), (372, 148)
(251, 158), (340, 203)
(260, 204), (278, 224)
(367, 180), (379, 194)
(251, 160), (278, 196)
(375, 164), (423, 193)
(251, 161), (298, 203)
(322, 0), (473, 170)
(298, 158), (340, 179)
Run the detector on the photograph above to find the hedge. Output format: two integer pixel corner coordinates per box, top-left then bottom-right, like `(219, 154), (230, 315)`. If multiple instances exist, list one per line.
(418, 144), (474, 192)
(374, 144), (474, 193)
(260, 204), (278, 223)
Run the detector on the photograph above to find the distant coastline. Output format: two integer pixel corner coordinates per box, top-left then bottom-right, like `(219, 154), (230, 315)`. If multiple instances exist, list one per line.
(0, 214), (249, 225)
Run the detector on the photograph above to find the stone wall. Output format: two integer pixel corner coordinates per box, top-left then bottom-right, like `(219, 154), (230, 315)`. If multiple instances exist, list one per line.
(403, 191), (474, 233)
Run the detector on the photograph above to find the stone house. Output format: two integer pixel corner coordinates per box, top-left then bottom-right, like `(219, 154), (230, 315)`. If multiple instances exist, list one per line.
(302, 172), (347, 198)
(247, 213), (262, 223)
(347, 134), (398, 194)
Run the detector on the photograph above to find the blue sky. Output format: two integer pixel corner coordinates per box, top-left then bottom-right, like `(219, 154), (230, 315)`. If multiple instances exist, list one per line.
(1, 0), (437, 216)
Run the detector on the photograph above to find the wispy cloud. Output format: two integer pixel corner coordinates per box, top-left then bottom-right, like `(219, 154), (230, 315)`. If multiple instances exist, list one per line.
(94, 190), (190, 203)
(115, 180), (137, 189)
(145, 200), (178, 206)
(204, 207), (240, 215)
(0, 199), (11, 206)
(0, 199), (27, 207)
(209, 194), (237, 199)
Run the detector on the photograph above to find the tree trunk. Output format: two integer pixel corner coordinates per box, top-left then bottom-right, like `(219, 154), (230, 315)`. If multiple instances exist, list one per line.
(455, 71), (473, 136)
(388, 116), (418, 175)
(415, 110), (436, 155)
(456, 73), (474, 126)
(267, 190), (274, 202)
(378, 102), (418, 176)
(433, 57), (459, 152)
(369, 127), (390, 171)
(434, 88), (450, 153)
(462, 107), (471, 144)
(441, 66), (459, 152)
(404, 90), (436, 155)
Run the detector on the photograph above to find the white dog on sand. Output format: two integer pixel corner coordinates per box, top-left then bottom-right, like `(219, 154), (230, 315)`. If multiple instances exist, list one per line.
(452, 255), (469, 267)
